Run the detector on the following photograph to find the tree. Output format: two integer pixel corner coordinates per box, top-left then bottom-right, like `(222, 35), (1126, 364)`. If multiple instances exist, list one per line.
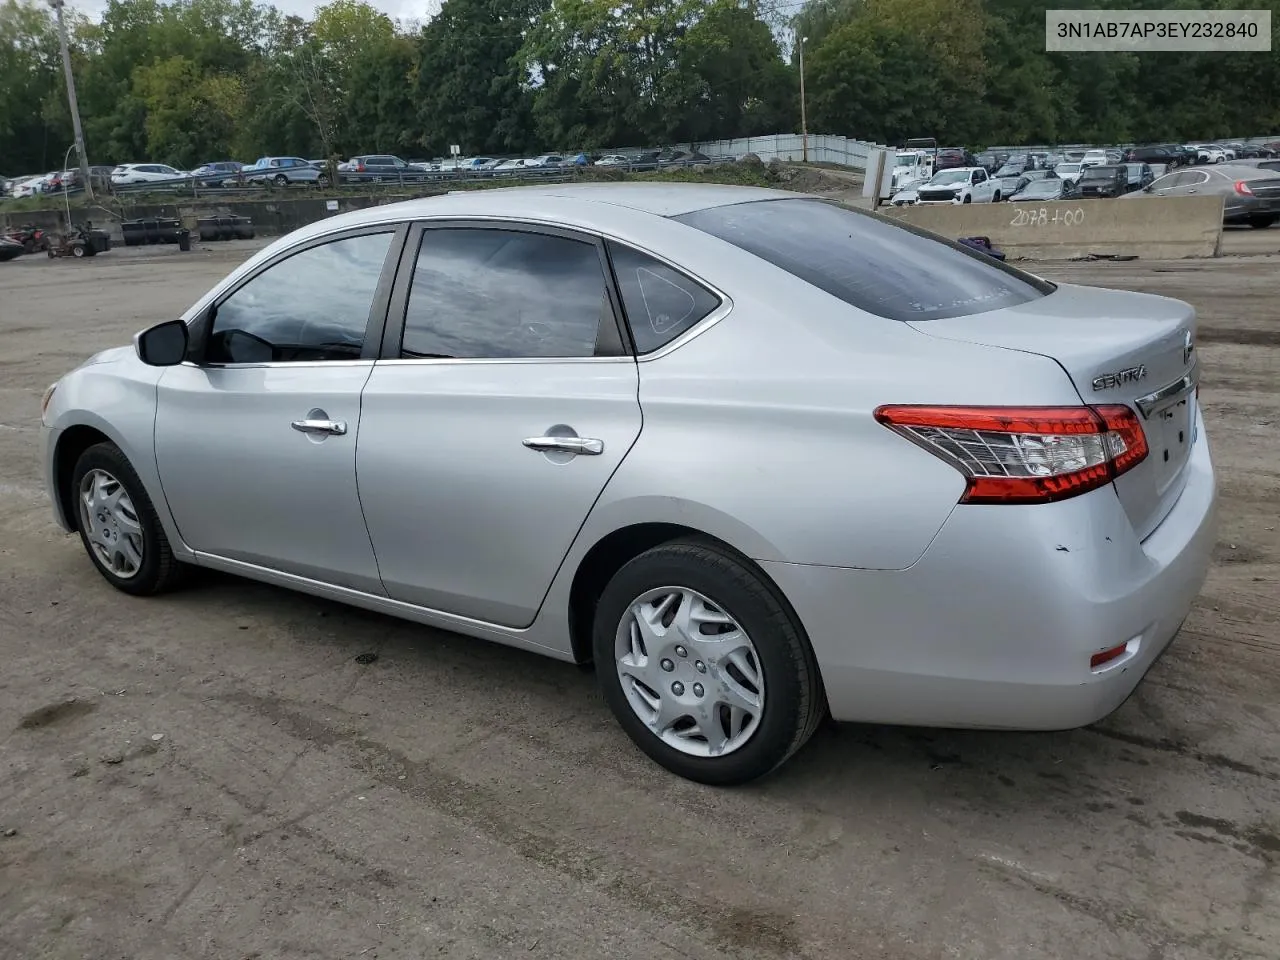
(416, 0), (545, 156)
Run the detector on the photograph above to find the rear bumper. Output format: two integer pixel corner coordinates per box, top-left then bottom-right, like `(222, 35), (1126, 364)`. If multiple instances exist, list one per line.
(764, 418), (1217, 730)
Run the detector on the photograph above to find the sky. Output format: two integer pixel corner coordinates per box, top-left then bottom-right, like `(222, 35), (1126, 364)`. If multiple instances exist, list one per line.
(66, 0), (444, 25)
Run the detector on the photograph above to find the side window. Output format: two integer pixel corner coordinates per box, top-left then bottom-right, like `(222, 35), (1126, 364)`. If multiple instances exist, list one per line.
(608, 242), (721, 354)
(401, 228), (613, 359)
(1185, 171), (1210, 186)
(207, 232), (393, 364)
(972, 170), (985, 183)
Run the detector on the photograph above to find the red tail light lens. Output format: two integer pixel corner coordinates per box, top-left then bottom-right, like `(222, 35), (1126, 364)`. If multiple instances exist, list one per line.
(874, 405), (1149, 504)
(1234, 180), (1254, 196)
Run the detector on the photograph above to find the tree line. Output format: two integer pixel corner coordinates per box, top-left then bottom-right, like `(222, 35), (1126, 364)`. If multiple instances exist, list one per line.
(2, 0), (1277, 175)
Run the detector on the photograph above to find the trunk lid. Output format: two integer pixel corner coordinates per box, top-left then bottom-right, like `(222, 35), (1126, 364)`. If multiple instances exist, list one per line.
(909, 282), (1199, 539)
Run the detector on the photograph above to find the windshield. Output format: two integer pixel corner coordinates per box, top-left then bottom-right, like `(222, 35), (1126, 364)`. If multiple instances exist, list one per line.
(1081, 166), (1117, 179)
(1056, 163), (1082, 175)
(929, 170), (969, 185)
(673, 199), (1054, 323)
(894, 153), (921, 166)
(994, 164), (1023, 177)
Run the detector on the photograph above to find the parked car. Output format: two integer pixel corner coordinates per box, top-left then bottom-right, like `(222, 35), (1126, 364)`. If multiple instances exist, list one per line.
(1124, 163), (1280, 227)
(191, 161), (243, 186)
(8, 175), (46, 199)
(991, 158), (1042, 196)
(1080, 150), (1110, 169)
(935, 147), (977, 170)
(0, 235), (23, 260)
(39, 184), (1216, 784)
(1008, 177), (1079, 202)
(243, 157), (329, 187)
(1124, 145), (1179, 167)
(1077, 164), (1129, 198)
(524, 154), (566, 168)
(916, 167), (1001, 203)
(973, 151), (1004, 173)
(1189, 144), (1228, 164)
(1122, 162), (1156, 192)
(342, 155), (425, 178)
(111, 163), (187, 185)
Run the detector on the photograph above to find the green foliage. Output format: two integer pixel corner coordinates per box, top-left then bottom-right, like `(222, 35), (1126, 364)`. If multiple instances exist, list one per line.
(1, 0), (1278, 178)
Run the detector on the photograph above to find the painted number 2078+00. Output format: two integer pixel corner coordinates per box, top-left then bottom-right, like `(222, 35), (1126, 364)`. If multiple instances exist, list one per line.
(1009, 206), (1085, 227)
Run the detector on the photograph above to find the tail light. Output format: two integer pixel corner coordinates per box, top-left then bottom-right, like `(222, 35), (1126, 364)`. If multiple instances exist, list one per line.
(873, 405), (1148, 504)
(1234, 180), (1254, 196)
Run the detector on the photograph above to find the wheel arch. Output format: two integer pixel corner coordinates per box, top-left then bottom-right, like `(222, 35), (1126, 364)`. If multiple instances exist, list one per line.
(565, 521), (803, 667)
(53, 423), (115, 531)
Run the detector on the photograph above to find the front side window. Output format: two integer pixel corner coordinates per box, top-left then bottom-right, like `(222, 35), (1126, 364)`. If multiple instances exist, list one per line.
(674, 199), (1054, 323)
(401, 228), (612, 359)
(607, 242), (721, 354)
(206, 232), (393, 363)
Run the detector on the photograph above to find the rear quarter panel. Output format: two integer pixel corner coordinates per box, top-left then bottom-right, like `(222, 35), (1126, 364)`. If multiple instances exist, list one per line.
(580, 222), (1086, 570)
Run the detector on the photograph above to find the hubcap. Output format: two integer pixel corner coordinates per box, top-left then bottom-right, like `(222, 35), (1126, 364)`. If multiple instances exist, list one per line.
(77, 469), (144, 579)
(615, 587), (765, 758)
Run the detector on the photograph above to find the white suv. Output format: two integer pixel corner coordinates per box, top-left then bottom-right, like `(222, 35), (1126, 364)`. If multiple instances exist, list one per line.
(110, 163), (186, 185)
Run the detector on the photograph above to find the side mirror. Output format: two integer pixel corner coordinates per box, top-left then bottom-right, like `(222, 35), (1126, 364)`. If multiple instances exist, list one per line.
(134, 318), (189, 366)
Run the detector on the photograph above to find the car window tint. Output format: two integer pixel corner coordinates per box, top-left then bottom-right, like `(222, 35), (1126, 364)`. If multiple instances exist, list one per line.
(607, 242), (720, 353)
(401, 228), (611, 359)
(207, 232), (392, 363)
(674, 198), (1053, 323)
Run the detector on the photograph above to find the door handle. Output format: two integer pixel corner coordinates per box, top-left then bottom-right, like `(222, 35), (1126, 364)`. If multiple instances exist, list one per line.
(292, 418), (347, 436)
(522, 436), (604, 456)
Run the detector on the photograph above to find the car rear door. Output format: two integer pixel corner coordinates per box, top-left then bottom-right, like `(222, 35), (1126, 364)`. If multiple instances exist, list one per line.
(355, 220), (642, 627)
(154, 225), (405, 592)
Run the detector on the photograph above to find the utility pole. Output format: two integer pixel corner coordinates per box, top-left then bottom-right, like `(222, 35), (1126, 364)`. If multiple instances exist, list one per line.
(799, 36), (809, 163)
(48, 0), (93, 200)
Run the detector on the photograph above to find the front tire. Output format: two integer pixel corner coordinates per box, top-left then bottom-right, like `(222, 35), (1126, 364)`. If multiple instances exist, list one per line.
(71, 442), (185, 596)
(1248, 216), (1276, 229)
(593, 540), (825, 785)
(962, 194), (972, 204)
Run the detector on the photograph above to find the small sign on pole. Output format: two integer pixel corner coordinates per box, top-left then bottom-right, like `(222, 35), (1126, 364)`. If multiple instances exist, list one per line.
(450, 144), (461, 156)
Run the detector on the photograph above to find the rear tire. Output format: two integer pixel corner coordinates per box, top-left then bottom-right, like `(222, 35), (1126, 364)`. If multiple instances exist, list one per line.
(273, 173), (288, 187)
(70, 442), (185, 596)
(592, 540), (825, 785)
(1248, 216), (1276, 229)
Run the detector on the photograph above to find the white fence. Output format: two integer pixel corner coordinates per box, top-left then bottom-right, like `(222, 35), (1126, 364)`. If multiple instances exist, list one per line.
(685, 133), (885, 170)
(602, 132), (886, 171)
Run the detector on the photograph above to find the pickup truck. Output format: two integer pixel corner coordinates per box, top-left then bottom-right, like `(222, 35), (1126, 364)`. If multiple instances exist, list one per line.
(915, 166), (1002, 204)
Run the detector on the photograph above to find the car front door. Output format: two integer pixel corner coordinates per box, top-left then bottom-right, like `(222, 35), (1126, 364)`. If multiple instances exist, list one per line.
(356, 222), (642, 627)
(153, 226), (404, 593)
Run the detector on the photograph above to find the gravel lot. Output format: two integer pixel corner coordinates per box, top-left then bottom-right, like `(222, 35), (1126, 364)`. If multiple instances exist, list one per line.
(1, 236), (1278, 960)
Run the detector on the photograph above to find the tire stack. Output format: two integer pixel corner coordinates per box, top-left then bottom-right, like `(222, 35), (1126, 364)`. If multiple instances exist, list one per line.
(120, 218), (187, 248)
(196, 216), (255, 242)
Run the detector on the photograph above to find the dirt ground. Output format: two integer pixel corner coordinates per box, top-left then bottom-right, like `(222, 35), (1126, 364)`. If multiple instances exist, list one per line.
(1, 236), (1278, 960)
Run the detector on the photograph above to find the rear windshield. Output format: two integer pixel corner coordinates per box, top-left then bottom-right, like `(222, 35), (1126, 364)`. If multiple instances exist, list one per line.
(673, 199), (1054, 322)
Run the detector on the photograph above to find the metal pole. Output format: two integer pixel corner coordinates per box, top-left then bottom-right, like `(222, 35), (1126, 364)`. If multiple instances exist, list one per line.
(50, 0), (92, 200)
(799, 36), (809, 164)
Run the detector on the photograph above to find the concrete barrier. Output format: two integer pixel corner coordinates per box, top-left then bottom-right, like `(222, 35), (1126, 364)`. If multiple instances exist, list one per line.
(877, 195), (1224, 260)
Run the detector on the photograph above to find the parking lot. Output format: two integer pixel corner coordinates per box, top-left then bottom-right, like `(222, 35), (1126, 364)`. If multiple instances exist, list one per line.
(1, 237), (1278, 960)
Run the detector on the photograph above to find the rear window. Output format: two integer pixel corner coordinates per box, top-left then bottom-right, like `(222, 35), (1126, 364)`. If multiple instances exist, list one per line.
(673, 199), (1054, 322)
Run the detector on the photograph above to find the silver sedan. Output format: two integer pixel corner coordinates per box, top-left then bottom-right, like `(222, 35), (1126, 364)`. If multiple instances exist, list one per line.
(40, 184), (1217, 784)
